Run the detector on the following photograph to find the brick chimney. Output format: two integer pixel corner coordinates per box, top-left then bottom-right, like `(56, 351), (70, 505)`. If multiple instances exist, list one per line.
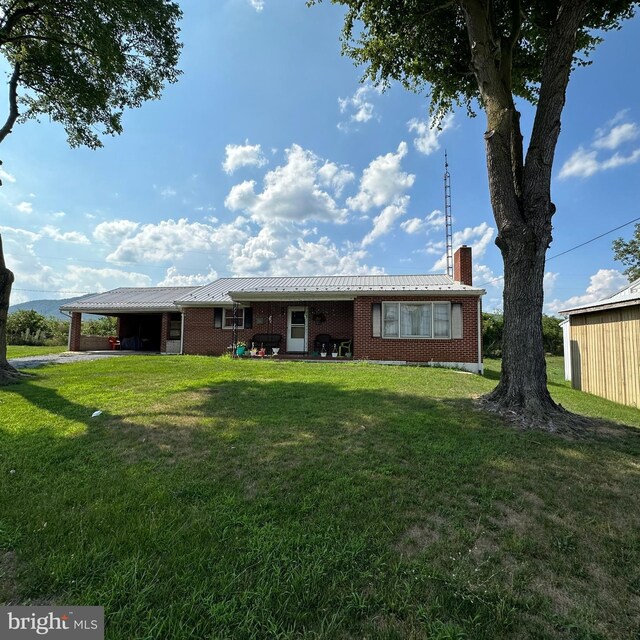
(453, 245), (472, 286)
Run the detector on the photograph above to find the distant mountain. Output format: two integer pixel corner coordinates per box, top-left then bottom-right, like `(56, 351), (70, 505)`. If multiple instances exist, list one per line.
(9, 296), (99, 320)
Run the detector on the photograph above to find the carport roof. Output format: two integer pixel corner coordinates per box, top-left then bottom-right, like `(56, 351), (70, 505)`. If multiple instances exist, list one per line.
(60, 287), (199, 314)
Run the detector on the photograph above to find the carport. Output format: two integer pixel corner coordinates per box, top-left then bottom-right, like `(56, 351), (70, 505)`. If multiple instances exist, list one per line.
(60, 286), (199, 353)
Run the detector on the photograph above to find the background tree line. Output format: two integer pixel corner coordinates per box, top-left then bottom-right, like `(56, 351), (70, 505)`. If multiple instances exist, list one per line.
(483, 312), (563, 358)
(6, 310), (116, 346)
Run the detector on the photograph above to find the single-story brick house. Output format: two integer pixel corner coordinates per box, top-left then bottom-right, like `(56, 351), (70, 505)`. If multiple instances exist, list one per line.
(61, 246), (485, 372)
(561, 277), (640, 407)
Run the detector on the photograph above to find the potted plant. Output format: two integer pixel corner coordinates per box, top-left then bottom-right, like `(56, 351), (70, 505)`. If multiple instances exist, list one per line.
(320, 344), (327, 358)
(249, 342), (258, 356)
(235, 340), (247, 356)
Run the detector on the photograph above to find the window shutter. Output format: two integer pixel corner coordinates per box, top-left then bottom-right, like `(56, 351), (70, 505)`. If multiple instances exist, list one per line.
(214, 307), (222, 329)
(452, 303), (463, 339)
(372, 303), (381, 337)
(244, 307), (253, 329)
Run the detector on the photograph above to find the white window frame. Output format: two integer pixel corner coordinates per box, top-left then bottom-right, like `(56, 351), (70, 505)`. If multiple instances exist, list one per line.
(223, 307), (244, 330)
(381, 301), (452, 339)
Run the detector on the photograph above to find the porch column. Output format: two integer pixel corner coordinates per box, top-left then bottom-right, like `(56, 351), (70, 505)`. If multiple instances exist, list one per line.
(69, 312), (82, 351)
(160, 312), (169, 353)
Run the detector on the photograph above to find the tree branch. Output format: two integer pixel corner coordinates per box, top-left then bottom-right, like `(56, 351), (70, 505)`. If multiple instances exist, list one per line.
(0, 3), (40, 41)
(0, 62), (20, 144)
(524, 0), (590, 206)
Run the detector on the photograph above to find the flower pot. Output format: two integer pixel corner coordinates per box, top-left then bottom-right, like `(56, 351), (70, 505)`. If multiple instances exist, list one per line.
(320, 352), (327, 358)
(331, 352), (338, 358)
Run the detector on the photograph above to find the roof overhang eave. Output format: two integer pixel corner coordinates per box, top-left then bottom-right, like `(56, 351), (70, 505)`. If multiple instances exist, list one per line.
(560, 298), (640, 316)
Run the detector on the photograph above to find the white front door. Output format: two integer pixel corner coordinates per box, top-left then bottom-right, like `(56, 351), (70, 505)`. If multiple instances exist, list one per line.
(287, 306), (307, 352)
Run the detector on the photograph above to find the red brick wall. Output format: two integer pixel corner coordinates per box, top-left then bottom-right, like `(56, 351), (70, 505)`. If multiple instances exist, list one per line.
(182, 297), (481, 364)
(182, 301), (354, 355)
(353, 295), (481, 364)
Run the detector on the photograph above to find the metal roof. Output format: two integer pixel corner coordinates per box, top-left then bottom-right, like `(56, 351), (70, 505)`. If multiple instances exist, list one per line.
(176, 275), (484, 305)
(60, 287), (200, 313)
(560, 277), (640, 315)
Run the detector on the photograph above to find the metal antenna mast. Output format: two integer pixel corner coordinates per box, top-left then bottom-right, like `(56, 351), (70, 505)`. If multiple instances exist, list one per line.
(444, 150), (453, 278)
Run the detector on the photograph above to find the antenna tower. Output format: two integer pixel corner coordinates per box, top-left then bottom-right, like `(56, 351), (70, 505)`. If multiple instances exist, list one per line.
(444, 151), (453, 278)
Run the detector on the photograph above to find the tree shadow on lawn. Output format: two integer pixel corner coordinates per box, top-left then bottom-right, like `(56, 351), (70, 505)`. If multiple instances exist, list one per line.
(2, 375), (640, 638)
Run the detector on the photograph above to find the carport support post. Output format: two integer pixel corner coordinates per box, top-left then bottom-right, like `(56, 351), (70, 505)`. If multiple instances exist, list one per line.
(69, 312), (82, 351)
(160, 312), (169, 353)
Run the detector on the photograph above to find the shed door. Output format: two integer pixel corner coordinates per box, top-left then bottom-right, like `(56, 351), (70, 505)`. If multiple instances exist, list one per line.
(287, 306), (307, 352)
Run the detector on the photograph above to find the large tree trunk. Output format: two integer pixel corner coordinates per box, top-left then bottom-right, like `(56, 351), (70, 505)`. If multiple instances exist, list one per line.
(460, 0), (590, 428)
(486, 210), (558, 418)
(0, 235), (22, 383)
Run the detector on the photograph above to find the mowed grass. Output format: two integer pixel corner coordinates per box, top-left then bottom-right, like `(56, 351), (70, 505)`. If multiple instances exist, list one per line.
(7, 345), (67, 359)
(1, 356), (639, 639)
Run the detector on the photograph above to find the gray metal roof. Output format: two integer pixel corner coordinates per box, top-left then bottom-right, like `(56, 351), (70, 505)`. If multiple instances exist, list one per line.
(561, 277), (640, 315)
(176, 275), (484, 305)
(60, 287), (200, 313)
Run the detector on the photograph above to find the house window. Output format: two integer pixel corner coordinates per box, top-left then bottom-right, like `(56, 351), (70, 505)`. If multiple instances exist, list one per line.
(169, 320), (181, 339)
(223, 308), (244, 329)
(382, 302), (451, 339)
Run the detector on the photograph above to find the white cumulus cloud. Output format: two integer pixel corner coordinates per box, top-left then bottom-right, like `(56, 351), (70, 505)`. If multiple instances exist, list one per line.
(249, 0), (264, 11)
(41, 225), (90, 244)
(93, 219), (140, 245)
(16, 201), (33, 214)
(407, 113), (455, 155)
(347, 142), (415, 212)
(546, 268), (628, 313)
(362, 196), (409, 247)
(222, 141), (268, 175)
(157, 267), (218, 287)
(337, 84), (382, 131)
(431, 222), (495, 271)
(225, 145), (348, 224)
(559, 112), (640, 179)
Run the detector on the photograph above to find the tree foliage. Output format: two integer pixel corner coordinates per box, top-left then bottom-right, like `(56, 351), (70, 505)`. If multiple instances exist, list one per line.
(483, 312), (563, 357)
(0, 1), (182, 379)
(6, 309), (68, 345)
(314, 0), (636, 123)
(0, 0), (182, 148)
(82, 316), (117, 336)
(612, 223), (640, 282)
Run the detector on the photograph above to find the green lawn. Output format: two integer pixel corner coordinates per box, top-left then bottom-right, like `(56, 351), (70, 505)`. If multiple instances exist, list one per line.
(7, 345), (67, 359)
(1, 356), (639, 639)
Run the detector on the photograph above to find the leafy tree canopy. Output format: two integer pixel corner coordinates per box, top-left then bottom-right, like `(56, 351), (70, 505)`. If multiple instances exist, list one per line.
(313, 0), (636, 122)
(612, 223), (640, 282)
(0, 0), (182, 148)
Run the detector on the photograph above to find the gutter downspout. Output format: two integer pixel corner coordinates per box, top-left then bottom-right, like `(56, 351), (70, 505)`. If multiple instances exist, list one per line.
(180, 310), (185, 355)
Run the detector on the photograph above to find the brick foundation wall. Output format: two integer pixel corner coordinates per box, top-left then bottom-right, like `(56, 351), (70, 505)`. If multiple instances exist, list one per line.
(353, 295), (481, 364)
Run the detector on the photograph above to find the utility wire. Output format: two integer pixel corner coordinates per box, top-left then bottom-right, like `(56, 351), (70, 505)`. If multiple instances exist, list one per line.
(476, 215), (640, 288)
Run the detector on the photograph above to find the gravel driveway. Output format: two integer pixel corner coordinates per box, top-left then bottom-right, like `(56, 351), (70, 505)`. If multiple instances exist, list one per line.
(9, 351), (153, 369)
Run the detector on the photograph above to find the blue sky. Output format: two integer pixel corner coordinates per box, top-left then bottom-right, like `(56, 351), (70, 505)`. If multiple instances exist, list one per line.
(1, 0), (639, 313)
